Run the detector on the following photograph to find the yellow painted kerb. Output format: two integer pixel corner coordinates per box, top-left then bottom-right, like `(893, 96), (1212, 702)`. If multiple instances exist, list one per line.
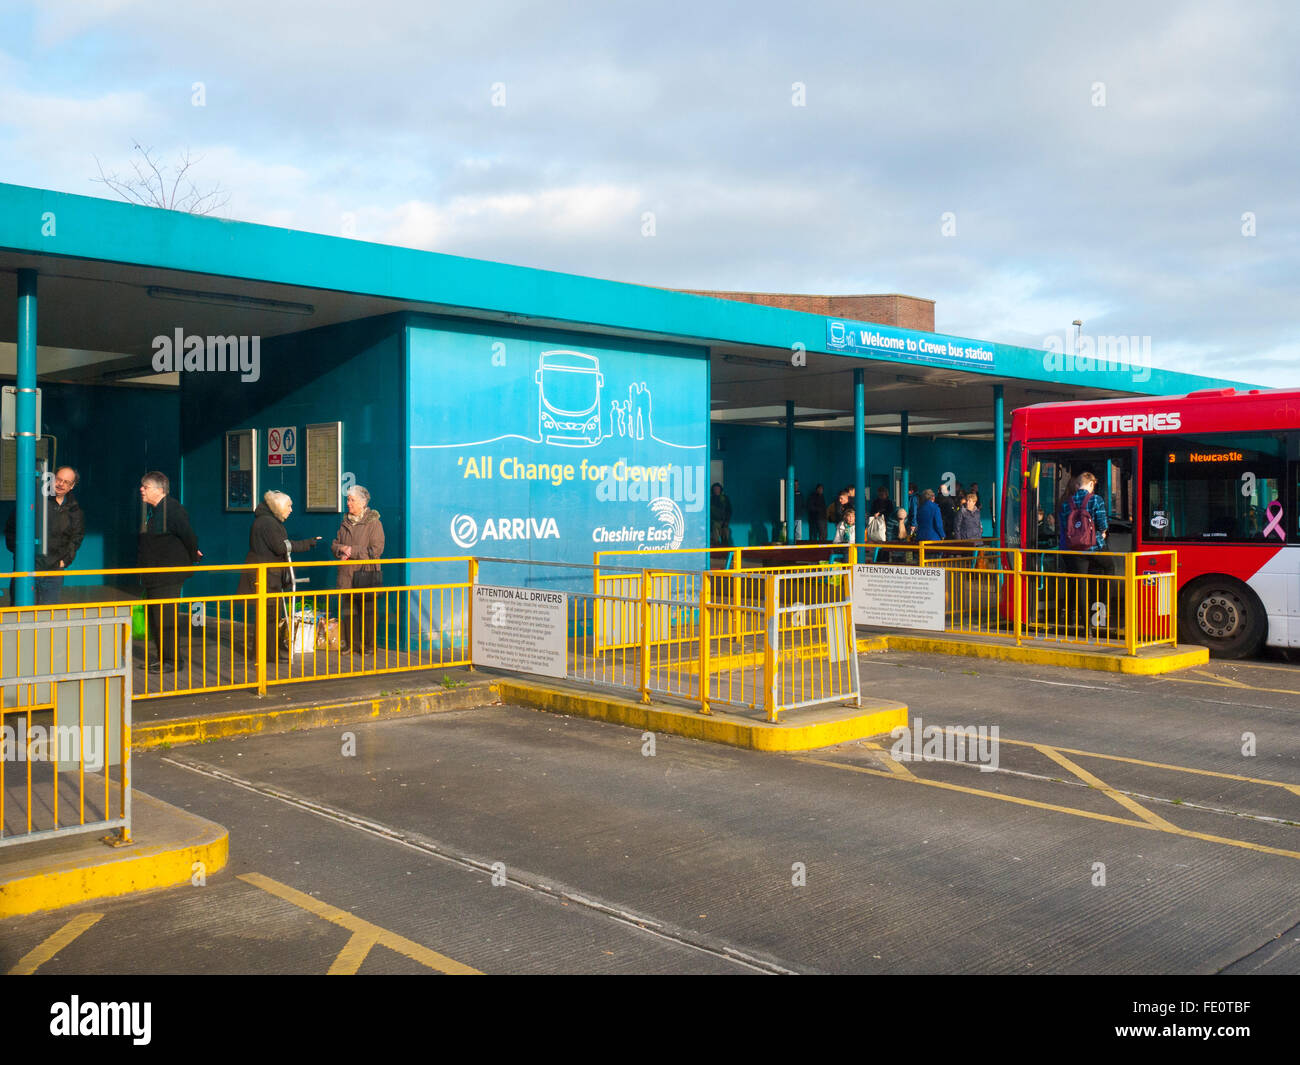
(0, 825), (228, 918)
(858, 635), (1208, 674)
(492, 680), (907, 752)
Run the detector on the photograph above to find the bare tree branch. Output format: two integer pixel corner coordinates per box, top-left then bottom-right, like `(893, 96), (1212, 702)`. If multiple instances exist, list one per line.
(91, 142), (230, 215)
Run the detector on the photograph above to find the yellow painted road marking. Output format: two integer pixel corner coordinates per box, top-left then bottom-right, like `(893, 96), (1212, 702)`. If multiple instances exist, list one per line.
(327, 929), (381, 976)
(1033, 744), (1178, 830)
(240, 872), (481, 975)
(795, 756), (1155, 829)
(795, 756), (1300, 862)
(862, 740), (916, 780)
(985, 733), (1300, 795)
(1189, 669), (1252, 689)
(1157, 674), (1300, 697)
(1197, 660), (1300, 675)
(8, 912), (103, 975)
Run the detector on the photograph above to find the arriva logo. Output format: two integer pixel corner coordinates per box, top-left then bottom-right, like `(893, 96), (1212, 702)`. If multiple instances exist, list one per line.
(450, 514), (479, 549)
(450, 514), (560, 549)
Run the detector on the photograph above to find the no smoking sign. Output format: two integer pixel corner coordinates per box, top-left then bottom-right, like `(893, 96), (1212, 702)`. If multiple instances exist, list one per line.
(268, 426), (297, 467)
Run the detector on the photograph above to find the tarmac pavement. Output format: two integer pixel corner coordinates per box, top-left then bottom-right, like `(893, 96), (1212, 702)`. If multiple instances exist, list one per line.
(4, 649), (1299, 975)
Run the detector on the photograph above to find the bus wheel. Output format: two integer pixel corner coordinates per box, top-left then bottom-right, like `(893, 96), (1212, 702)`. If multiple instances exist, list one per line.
(1180, 577), (1266, 659)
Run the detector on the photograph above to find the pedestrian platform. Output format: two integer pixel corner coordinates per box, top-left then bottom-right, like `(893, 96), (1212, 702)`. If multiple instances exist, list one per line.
(0, 789), (228, 918)
(857, 631), (1209, 674)
(491, 677), (908, 752)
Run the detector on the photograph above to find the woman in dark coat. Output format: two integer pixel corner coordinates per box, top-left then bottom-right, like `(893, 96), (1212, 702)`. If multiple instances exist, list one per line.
(236, 491), (319, 661)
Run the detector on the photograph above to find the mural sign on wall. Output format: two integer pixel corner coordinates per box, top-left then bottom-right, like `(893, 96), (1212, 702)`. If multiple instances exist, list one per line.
(407, 326), (709, 575)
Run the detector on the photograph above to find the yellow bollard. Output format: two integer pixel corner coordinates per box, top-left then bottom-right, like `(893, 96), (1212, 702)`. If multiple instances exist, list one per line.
(639, 569), (651, 703)
(764, 574), (779, 723)
(1013, 549), (1023, 645)
(466, 557), (479, 671)
(256, 563), (268, 695)
(730, 548), (742, 647)
(698, 574), (712, 715)
(1170, 553), (1179, 647)
(1124, 552), (1138, 656)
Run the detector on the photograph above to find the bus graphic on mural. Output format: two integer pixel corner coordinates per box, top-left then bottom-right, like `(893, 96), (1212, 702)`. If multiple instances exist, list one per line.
(535, 349), (604, 446)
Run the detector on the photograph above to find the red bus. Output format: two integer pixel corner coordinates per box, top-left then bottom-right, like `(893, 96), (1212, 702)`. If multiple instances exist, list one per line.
(1002, 387), (1298, 657)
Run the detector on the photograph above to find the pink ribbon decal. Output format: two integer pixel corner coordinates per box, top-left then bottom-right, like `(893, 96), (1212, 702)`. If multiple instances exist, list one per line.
(1263, 500), (1285, 540)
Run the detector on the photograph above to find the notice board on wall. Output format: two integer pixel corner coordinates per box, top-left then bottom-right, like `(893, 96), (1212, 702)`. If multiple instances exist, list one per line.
(225, 429), (258, 512)
(305, 421), (342, 512)
(0, 437), (50, 502)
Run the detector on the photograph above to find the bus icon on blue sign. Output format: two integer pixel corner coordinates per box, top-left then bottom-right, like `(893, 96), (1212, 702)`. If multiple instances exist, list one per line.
(535, 350), (604, 446)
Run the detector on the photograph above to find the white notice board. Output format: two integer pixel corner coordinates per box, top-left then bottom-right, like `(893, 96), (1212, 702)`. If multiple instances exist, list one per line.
(471, 585), (568, 678)
(853, 565), (946, 631)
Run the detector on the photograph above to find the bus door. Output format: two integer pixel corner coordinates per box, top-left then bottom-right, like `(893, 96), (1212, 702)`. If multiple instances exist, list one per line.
(1024, 446), (1137, 554)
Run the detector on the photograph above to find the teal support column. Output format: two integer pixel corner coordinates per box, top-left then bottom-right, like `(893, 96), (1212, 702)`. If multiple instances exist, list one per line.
(14, 269), (37, 606)
(899, 410), (910, 525)
(993, 384), (1005, 537)
(785, 400), (796, 543)
(853, 370), (866, 544)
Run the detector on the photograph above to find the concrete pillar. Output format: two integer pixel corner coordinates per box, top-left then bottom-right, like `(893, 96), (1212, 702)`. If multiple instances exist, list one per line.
(853, 370), (866, 543)
(14, 269), (37, 606)
(899, 409), (910, 525)
(785, 399), (796, 542)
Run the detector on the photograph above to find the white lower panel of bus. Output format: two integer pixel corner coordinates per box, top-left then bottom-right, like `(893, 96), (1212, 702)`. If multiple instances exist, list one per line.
(1247, 549), (1300, 648)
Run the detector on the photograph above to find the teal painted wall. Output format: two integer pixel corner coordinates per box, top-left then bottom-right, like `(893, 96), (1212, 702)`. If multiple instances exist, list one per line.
(405, 315), (709, 596)
(1, 382), (178, 585)
(711, 423), (995, 544)
(177, 314), (404, 598)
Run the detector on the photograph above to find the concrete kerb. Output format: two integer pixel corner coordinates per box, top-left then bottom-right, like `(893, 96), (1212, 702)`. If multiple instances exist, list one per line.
(133, 677), (494, 751)
(0, 790), (228, 918)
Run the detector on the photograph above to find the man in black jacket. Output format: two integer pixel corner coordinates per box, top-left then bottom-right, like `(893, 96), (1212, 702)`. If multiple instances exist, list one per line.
(5, 465), (85, 605)
(937, 484), (960, 540)
(137, 471), (202, 671)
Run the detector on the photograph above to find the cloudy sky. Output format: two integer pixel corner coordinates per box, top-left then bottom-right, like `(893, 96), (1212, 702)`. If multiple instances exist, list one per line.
(1, 0), (1296, 385)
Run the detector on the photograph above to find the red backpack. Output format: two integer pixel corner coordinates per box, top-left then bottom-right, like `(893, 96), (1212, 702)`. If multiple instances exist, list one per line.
(1065, 492), (1097, 548)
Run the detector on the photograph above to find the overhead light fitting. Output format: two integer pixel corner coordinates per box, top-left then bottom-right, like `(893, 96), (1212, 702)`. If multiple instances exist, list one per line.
(146, 286), (315, 316)
(721, 352), (785, 368)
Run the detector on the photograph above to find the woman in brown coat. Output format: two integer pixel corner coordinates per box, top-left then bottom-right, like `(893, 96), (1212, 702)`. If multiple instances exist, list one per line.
(332, 485), (385, 653)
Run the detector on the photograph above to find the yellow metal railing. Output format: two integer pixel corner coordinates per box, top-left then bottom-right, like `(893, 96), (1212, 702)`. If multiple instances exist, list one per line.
(1, 611), (132, 847)
(1, 557), (477, 699)
(566, 559), (860, 721)
(899, 545), (1178, 652)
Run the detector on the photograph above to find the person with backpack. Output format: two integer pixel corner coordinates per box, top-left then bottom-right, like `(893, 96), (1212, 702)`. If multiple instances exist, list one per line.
(1058, 471), (1108, 553)
(1057, 471), (1110, 631)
